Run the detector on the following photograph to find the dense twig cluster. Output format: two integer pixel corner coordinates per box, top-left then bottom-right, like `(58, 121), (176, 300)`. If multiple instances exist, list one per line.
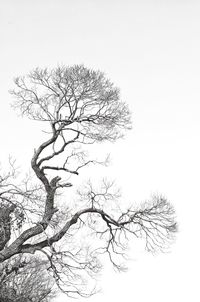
(0, 255), (55, 302)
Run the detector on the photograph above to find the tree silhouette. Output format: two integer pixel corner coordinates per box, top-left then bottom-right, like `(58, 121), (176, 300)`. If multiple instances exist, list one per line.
(0, 65), (177, 298)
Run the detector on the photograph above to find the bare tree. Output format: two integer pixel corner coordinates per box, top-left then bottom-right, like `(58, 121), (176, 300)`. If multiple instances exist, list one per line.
(0, 65), (177, 298)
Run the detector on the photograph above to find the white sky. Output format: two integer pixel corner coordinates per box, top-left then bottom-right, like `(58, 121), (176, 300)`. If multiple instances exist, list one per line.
(0, 0), (200, 301)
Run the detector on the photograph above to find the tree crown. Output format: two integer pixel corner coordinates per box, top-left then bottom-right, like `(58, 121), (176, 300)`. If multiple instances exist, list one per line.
(11, 65), (132, 142)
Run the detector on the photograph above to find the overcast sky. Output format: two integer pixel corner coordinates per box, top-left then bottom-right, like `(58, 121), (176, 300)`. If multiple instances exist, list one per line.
(0, 1), (200, 301)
